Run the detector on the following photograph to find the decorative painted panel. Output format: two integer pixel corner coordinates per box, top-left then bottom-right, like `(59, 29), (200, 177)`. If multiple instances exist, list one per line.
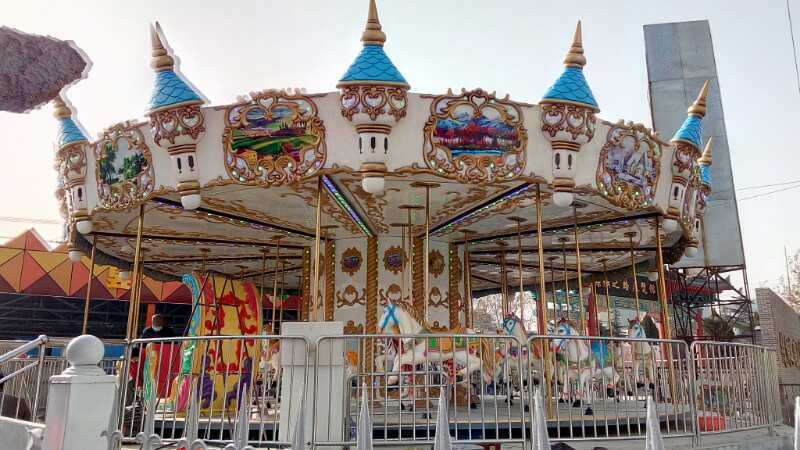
(423, 88), (527, 182)
(223, 90), (326, 186)
(94, 122), (155, 210)
(596, 122), (661, 209)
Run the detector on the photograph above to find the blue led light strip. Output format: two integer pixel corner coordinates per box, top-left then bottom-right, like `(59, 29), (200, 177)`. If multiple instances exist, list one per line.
(432, 183), (534, 236)
(321, 175), (373, 237)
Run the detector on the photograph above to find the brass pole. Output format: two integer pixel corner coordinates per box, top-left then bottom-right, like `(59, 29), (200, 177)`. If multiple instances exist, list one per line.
(626, 232), (641, 318)
(602, 260), (613, 337)
(510, 217), (526, 321)
(573, 206), (586, 332)
(534, 184), (551, 417)
(401, 223), (406, 303)
(126, 204), (145, 340)
(81, 235), (97, 334)
(548, 256), (558, 324)
(462, 230), (474, 328)
(279, 260), (286, 329)
(560, 238), (570, 320)
(655, 218), (672, 339)
(259, 249), (266, 324)
(424, 186), (431, 323)
(407, 209), (414, 301)
(311, 177), (323, 321)
(131, 251), (145, 339)
(499, 249), (508, 317)
(271, 238), (282, 327)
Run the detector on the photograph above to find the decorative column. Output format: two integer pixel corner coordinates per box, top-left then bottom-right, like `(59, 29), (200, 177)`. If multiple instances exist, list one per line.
(365, 237), (378, 371)
(325, 238), (336, 321)
(337, 0), (409, 195)
(52, 95), (92, 235)
(540, 21), (598, 208)
(146, 22), (206, 210)
(664, 81), (709, 236)
(301, 247), (311, 321)
(448, 243), (461, 328)
(695, 138), (713, 257)
(412, 237), (424, 318)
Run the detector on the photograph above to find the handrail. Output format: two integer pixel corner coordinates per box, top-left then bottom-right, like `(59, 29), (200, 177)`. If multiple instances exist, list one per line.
(0, 335), (48, 364)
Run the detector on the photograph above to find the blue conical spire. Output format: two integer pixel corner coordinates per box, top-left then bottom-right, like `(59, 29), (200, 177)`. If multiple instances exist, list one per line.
(671, 81), (709, 150)
(698, 137), (713, 186)
(337, 0), (409, 88)
(53, 95), (89, 148)
(148, 22), (203, 112)
(541, 22), (599, 111)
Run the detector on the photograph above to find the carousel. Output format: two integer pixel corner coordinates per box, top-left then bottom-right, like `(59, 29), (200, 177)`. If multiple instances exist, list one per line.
(49, 1), (746, 447)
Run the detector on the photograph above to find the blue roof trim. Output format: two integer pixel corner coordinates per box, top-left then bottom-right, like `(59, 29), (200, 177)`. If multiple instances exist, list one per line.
(339, 45), (408, 85)
(57, 117), (88, 147)
(699, 163), (711, 186)
(541, 67), (598, 109)
(149, 70), (202, 111)
(671, 114), (702, 149)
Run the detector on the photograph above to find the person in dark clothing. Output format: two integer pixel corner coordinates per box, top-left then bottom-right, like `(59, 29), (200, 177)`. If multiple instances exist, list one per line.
(140, 314), (176, 339)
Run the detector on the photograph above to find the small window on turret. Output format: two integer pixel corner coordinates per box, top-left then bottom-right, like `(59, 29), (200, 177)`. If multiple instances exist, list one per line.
(188, 155), (195, 170)
(384, 137), (388, 154)
(359, 137), (363, 153)
(176, 157), (182, 173)
(554, 153), (561, 169)
(370, 137), (376, 150)
(568, 153), (573, 170)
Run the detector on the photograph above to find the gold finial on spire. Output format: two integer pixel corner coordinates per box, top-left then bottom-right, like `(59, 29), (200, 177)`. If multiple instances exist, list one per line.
(361, 0), (386, 46)
(688, 80), (709, 117)
(563, 21), (586, 68)
(150, 21), (174, 72)
(699, 137), (713, 165)
(52, 95), (71, 119)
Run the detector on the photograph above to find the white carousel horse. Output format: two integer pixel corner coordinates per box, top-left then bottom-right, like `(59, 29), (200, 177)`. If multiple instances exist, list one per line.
(550, 319), (622, 415)
(377, 300), (494, 386)
(627, 317), (657, 393)
(499, 315), (554, 388)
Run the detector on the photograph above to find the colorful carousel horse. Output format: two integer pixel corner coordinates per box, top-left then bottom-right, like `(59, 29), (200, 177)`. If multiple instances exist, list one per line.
(378, 300), (495, 409)
(551, 319), (622, 415)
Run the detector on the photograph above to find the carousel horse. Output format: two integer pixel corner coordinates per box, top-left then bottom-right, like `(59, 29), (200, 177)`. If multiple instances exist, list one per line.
(626, 316), (658, 394)
(499, 315), (554, 390)
(378, 300), (495, 401)
(550, 319), (622, 415)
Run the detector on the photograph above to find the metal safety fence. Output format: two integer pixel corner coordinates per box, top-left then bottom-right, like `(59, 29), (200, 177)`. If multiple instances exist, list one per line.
(0, 337), (119, 423)
(528, 334), (695, 442)
(690, 341), (781, 436)
(313, 334), (527, 448)
(116, 335), (309, 448)
(26, 332), (776, 449)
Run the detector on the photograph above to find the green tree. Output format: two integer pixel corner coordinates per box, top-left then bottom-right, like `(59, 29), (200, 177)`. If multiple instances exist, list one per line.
(702, 311), (735, 340)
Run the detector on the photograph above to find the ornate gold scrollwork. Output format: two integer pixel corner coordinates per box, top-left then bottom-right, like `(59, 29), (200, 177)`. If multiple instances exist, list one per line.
(223, 90), (326, 187)
(149, 104), (205, 147)
(336, 284), (367, 307)
(383, 246), (406, 274)
(596, 122), (662, 210)
(428, 249), (445, 278)
(428, 287), (448, 308)
(339, 85), (407, 122)
(423, 88), (527, 183)
(379, 283), (403, 305)
(340, 247), (363, 276)
(540, 102), (596, 142)
(93, 122), (155, 211)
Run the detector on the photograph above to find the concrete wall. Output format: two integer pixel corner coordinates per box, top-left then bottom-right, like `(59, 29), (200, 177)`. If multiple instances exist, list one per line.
(644, 20), (745, 268)
(755, 287), (800, 384)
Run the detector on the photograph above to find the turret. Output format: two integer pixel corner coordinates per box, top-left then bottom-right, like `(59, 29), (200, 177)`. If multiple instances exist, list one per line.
(52, 95), (93, 236)
(689, 137), (713, 255)
(337, 0), (409, 195)
(664, 81), (708, 234)
(540, 21), (599, 207)
(147, 22), (206, 210)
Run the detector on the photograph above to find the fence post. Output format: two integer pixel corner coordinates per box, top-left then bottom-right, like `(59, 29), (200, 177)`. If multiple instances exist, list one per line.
(41, 335), (116, 450)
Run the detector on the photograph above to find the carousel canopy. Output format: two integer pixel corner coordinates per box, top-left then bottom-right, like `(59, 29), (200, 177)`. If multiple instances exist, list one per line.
(51, 1), (712, 293)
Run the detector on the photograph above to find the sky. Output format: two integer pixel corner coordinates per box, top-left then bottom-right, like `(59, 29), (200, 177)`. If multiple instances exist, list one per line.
(1, 0), (798, 293)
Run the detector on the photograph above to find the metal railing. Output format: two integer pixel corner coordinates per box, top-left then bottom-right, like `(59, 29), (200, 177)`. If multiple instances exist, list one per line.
(101, 332), (782, 448)
(690, 341), (782, 436)
(313, 334), (526, 448)
(0, 335), (48, 422)
(117, 335), (309, 448)
(778, 383), (800, 425)
(527, 334), (695, 442)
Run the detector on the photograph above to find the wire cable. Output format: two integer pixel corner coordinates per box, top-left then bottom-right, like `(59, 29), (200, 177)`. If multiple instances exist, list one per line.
(789, 0), (800, 96)
(738, 183), (800, 201)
